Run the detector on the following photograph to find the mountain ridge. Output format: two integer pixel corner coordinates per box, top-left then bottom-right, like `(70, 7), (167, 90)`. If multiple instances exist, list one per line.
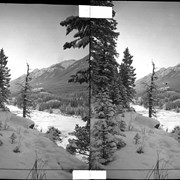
(10, 55), (89, 96)
(135, 62), (180, 96)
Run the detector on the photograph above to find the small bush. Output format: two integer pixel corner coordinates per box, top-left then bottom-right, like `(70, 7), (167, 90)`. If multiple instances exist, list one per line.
(46, 126), (62, 143)
(0, 139), (3, 146)
(119, 120), (126, 132)
(10, 133), (17, 144)
(116, 139), (126, 149)
(134, 133), (141, 144)
(66, 143), (76, 155)
(136, 146), (144, 154)
(13, 146), (20, 153)
(171, 126), (180, 133)
(0, 121), (3, 130)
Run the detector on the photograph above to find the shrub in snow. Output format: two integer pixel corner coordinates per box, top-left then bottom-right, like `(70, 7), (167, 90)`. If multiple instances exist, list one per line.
(171, 126), (180, 133)
(66, 122), (90, 160)
(3, 121), (9, 130)
(0, 139), (3, 146)
(10, 133), (17, 144)
(118, 120), (126, 131)
(134, 133), (141, 144)
(66, 140), (77, 155)
(13, 146), (20, 153)
(116, 138), (126, 149)
(0, 121), (3, 130)
(136, 146), (144, 154)
(46, 126), (62, 143)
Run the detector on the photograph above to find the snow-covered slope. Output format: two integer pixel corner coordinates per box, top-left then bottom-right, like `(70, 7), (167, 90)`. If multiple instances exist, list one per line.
(7, 105), (86, 150)
(0, 110), (87, 179)
(105, 111), (180, 179)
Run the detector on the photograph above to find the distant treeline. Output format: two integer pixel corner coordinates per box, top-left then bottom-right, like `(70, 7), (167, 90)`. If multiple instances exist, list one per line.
(10, 91), (89, 118)
(138, 90), (180, 112)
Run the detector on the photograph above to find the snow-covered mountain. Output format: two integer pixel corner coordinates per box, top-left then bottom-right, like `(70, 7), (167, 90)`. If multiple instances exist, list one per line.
(10, 55), (88, 96)
(135, 63), (180, 95)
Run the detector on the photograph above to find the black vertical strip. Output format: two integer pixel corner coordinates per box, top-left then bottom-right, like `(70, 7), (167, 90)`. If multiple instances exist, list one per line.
(89, 16), (92, 170)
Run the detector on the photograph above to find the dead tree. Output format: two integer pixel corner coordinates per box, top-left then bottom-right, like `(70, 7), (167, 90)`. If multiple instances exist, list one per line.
(143, 61), (158, 118)
(17, 63), (32, 118)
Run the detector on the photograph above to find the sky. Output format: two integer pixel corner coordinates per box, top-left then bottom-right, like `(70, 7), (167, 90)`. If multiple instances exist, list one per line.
(114, 1), (180, 79)
(0, 4), (88, 80)
(1, 2), (180, 81)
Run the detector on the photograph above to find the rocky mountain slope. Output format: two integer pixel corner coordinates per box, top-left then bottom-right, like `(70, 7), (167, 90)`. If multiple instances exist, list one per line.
(135, 63), (180, 96)
(10, 55), (88, 97)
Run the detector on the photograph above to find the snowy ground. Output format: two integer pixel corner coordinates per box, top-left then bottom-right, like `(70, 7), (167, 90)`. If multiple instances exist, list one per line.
(7, 105), (85, 149)
(105, 110), (180, 179)
(0, 110), (87, 179)
(133, 104), (180, 132)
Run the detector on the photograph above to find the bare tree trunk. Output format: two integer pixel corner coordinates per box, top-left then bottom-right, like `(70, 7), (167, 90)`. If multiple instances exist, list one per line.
(148, 62), (156, 118)
(23, 63), (31, 118)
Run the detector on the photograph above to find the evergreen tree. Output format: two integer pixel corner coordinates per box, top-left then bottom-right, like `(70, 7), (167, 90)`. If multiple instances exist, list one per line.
(17, 63), (32, 118)
(91, 90), (122, 166)
(91, 119), (117, 166)
(114, 71), (127, 109)
(60, 0), (121, 168)
(60, 0), (119, 98)
(66, 117), (90, 161)
(119, 48), (136, 108)
(0, 49), (11, 109)
(143, 61), (158, 118)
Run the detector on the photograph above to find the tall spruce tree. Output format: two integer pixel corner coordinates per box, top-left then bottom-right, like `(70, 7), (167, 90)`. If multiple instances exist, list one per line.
(0, 49), (11, 109)
(60, 0), (119, 98)
(143, 61), (158, 118)
(60, 0), (121, 168)
(119, 48), (136, 108)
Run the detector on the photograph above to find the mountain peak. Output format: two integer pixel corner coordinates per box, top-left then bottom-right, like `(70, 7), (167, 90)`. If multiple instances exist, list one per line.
(59, 59), (76, 69)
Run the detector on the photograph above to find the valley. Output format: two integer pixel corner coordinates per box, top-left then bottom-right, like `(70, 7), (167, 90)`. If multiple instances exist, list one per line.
(7, 105), (86, 150)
